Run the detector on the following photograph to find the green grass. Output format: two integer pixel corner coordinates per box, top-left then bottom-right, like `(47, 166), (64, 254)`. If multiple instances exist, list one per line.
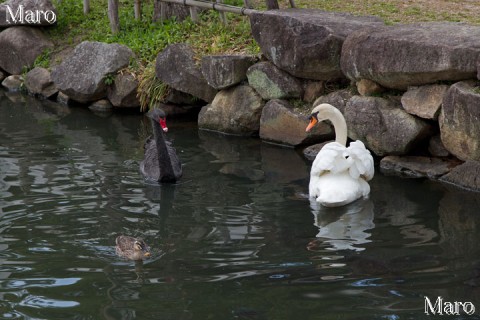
(137, 62), (170, 111)
(46, 0), (258, 67)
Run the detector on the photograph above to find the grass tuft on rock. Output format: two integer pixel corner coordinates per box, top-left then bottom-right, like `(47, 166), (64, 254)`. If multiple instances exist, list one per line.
(137, 62), (170, 112)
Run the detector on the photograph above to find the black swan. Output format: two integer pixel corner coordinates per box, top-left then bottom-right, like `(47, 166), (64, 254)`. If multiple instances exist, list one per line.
(140, 109), (182, 183)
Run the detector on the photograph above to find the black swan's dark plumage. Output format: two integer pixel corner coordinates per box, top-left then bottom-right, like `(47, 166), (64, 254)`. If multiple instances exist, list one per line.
(140, 109), (182, 183)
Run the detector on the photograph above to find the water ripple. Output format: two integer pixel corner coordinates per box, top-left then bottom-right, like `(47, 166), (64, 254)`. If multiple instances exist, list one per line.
(0, 277), (81, 289)
(19, 295), (80, 308)
(0, 96), (479, 319)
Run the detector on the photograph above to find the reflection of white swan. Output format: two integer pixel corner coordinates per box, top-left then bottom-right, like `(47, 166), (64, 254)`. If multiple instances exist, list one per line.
(310, 199), (375, 252)
(306, 103), (374, 207)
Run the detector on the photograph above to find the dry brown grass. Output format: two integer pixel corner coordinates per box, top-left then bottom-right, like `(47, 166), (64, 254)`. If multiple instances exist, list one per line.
(263, 0), (480, 25)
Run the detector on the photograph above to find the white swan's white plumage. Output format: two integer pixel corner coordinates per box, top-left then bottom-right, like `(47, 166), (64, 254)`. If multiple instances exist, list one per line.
(306, 103), (374, 207)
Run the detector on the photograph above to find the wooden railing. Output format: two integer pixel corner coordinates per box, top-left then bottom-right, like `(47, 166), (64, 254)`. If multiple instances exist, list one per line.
(156, 0), (259, 23)
(81, 0), (296, 34)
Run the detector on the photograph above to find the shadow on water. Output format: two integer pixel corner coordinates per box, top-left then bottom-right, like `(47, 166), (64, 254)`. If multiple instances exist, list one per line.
(1, 92), (480, 319)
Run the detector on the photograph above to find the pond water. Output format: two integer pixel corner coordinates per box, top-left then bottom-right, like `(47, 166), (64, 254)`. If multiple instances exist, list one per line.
(1, 91), (480, 320)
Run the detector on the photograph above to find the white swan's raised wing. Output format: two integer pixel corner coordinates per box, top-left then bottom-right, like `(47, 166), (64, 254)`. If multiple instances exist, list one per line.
(311, 142), (349, 176)
(346, 140), (374, 181)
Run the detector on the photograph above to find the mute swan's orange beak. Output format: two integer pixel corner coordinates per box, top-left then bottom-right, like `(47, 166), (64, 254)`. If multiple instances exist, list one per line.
(306, 117), (318, 132)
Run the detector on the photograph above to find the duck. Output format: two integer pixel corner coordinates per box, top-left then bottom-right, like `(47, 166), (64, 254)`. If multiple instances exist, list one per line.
(115, 235), (151, 261)
(140, 108), (182, 183)
(305, 103), (374, 207)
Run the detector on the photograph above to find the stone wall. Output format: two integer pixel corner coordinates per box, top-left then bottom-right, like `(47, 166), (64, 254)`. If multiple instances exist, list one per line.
(196, 9), (480, 191)
(2, 6), (480, 190)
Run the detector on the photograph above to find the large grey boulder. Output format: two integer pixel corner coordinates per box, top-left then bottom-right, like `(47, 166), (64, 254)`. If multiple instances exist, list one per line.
(89, 99), (113, 113)
(56, 91), (72, 106)
(428, 135), (450, 157)
(312, 88), (356, 114)
(439, 161), (480, 191)
(247, 61), (303, 100)
(2, 74), (22, 91)
(341, 23), (480, 89)
(401, 84), (448, 120)
(303, 80), (325, 103)
(0, 26), (53, 75)
(154, 102), (200, 117)
(152, 3), (190, 22)
(259, 99), (332, 146)
(164, 88), (197, 105)
(249, 9), (384, 80)
(380, 156), (459, 179)
(107, 73), (140, 108)
(303, 141), (330, 161)
(51, 41), (133, 103)
(155, 43), (217, 103)
(439, 80), (480, 161)
(24, 67), (57, 98)
(201, 55), (256, 90)
(345, 96), (433, 156)
(356, 79), (385, 96)
(198, 85), (264, 136)
(0, 0), (57, 27)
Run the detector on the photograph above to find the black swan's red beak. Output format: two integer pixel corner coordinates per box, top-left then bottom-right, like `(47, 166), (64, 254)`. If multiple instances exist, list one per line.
(159, 118), (168, 132)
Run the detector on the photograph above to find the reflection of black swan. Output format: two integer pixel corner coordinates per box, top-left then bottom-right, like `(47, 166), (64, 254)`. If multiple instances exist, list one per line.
(140, 109), (182, 183)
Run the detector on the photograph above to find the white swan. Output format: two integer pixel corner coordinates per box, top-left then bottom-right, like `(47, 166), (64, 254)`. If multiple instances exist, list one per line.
(305, 103), (374, 207)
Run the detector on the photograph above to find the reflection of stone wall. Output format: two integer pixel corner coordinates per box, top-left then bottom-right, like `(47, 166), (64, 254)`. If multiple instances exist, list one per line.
(438, 189), (480, 258)
(437, 188), (480, 305)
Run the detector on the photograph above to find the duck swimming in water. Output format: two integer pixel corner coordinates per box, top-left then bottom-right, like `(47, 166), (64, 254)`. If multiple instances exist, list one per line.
(115, 235), (151, 261)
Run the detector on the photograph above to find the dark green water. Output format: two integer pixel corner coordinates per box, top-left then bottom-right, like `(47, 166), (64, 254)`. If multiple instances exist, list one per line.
(1, 91), (480, 319)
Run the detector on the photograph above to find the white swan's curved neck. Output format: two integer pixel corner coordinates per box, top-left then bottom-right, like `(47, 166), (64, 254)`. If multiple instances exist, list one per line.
(313, 104), (347, 146)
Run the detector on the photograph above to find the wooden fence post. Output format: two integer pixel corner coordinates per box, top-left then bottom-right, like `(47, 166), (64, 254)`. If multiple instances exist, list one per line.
(153, 0), (167, 23)
(153, 0), (160, 21)
(108, 0), (120, 34)
(160, 2), (167, 21)
(265, 0), (279, 9)
(83, 0), (90, 14)
(189, 7), (199, 23)
(134, 0), (142, 20)
(217, 0), (227, 24)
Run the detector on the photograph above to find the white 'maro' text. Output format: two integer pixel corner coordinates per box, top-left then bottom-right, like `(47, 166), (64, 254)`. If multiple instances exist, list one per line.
(5, 5), (56, 24)
(425, 296), (475, 316)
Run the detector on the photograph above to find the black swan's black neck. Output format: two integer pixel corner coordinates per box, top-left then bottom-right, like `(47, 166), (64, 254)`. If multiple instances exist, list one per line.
(152, 119), (176, 182)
